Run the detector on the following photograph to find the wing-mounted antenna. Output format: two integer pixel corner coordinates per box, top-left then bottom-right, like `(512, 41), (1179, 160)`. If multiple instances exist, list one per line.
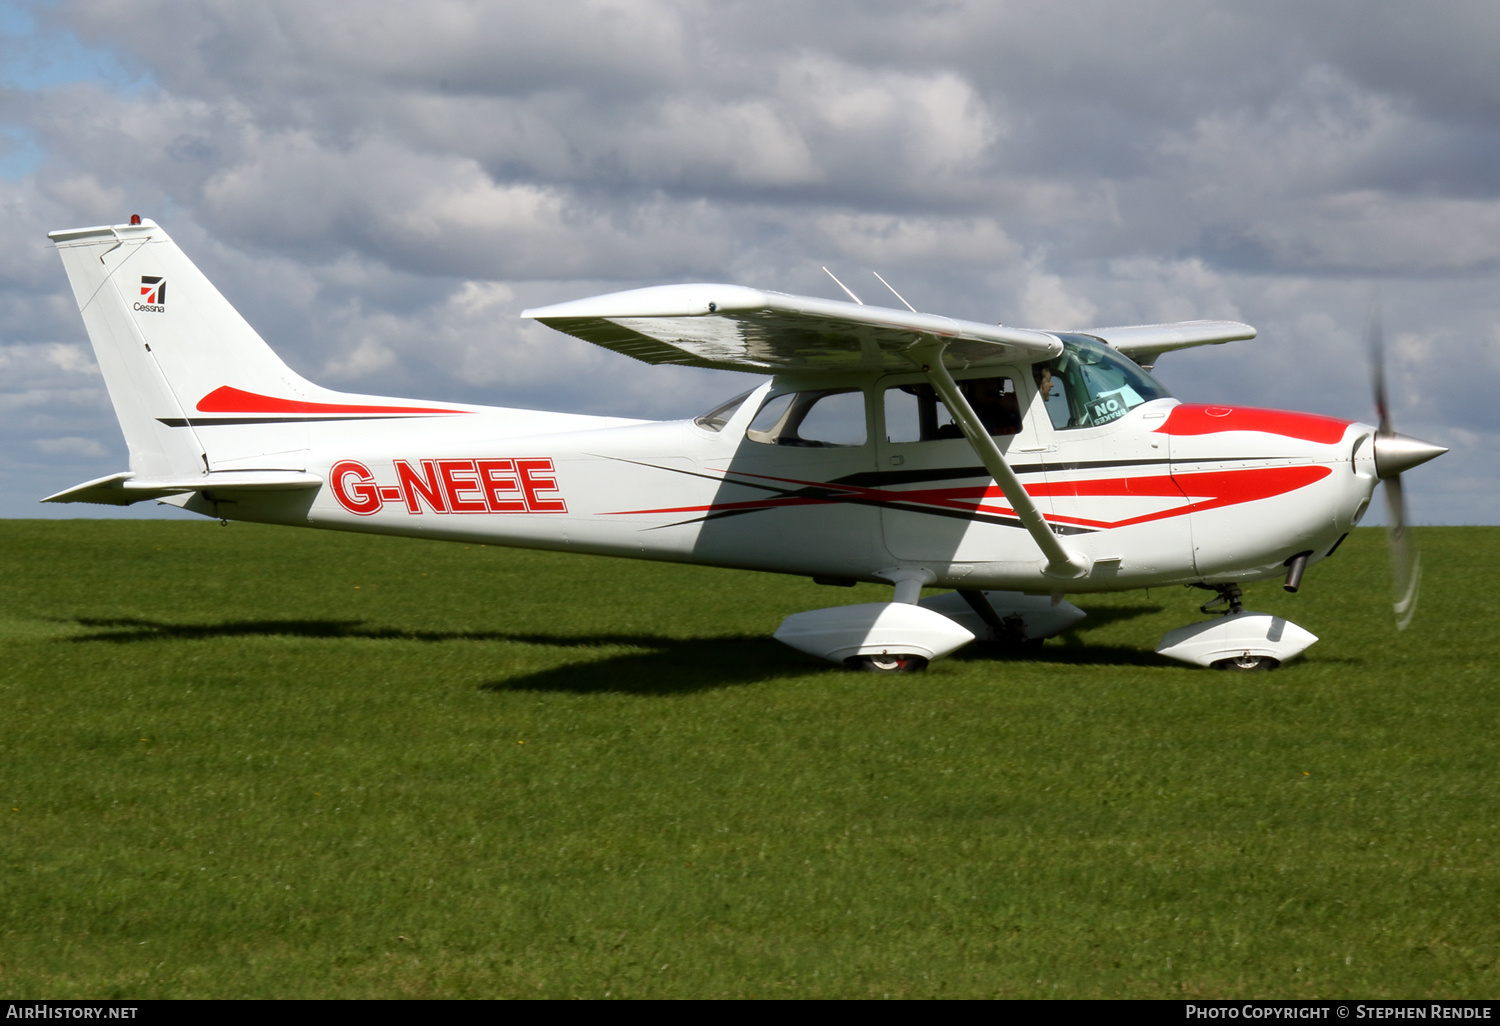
(821, 267), (864, 305)
(871, 272), (917, 313)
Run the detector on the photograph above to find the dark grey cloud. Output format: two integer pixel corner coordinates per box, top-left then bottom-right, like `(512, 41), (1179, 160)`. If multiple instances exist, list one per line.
(0, 0), (1495, 522)
(1296, 1), (1500, 128)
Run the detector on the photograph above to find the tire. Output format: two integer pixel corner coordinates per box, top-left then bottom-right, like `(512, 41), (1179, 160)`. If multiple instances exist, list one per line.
(845, 653), (929, 673)
(1210, 654), (1280, 672)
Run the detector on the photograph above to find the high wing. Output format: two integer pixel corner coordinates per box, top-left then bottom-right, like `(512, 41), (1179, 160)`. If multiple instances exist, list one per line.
(522, 284), (1063, 373)
(1078, 320), (1256, 369)
(525, 284), (1256, 582)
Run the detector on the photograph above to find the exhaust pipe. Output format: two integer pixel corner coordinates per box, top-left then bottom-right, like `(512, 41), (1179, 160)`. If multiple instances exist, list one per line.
(1283, 551), (1311, 593)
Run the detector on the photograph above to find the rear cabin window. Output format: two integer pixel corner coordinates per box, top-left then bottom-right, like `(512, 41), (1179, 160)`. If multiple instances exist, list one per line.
(883, 376), (1021, 443)
(694, 389), (754, 432)
(746, 388), (867, 447)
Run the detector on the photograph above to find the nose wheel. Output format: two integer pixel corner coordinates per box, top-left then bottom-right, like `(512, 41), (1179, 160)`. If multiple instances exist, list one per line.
(845, 653), (929, 673)
(1158, 590), (1318, 670)
(1211, 654), (1280, 672)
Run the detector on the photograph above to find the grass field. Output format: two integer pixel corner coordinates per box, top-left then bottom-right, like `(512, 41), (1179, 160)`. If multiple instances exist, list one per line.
(1, 520), (1496, 999)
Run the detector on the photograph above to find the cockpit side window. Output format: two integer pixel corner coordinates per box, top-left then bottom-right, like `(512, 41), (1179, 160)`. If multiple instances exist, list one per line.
(746, 388), (867, 447)
(883, 376), (1021, 443)
(1035, 335), (1172, 430)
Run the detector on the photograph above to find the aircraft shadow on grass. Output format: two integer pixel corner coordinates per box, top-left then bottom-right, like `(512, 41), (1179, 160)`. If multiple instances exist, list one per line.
(490, 613), (1175, 692)
(63, 616), (807, 695)
(481, 638), (809, 695)
(61, 603), (1171, 695)
(949, 603), (1167, 670)
(67, 615), (776, 650)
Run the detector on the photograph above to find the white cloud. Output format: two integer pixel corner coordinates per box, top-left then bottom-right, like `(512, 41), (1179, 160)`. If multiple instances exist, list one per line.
(42, 342), (98, 375)
(34, 435), (106, 458)
(1017, 269), (1097, 330)
(811, 213), (1018, 267)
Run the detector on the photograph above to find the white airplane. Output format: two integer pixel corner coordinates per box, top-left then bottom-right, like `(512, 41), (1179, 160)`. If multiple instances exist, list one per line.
(43, 217), (1446, 672)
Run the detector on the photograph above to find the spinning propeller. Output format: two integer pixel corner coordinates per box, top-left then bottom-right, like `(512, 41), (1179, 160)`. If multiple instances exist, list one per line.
(1367, 303), (1447, 630)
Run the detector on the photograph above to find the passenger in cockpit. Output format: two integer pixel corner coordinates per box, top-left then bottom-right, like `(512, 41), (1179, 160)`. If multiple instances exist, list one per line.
(933, 376), (1021, 438)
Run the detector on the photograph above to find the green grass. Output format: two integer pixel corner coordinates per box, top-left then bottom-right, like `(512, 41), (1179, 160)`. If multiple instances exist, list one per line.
(0, 521), (1496, 998)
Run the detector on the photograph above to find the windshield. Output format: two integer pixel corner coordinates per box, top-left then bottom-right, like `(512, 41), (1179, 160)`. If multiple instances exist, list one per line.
(1035, 334), (1172, 430)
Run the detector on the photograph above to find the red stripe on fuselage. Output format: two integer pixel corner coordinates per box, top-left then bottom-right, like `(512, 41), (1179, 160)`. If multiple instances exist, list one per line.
(1155, 404), (1351, 443)
(604, 462), (1330, 529)
(910, 466), (1327, 529)
(1039, 465), (1332, 529)
(196, 385), (466, 416)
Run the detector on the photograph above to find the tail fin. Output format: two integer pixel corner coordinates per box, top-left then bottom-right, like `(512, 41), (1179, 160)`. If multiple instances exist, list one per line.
(50, 218), (323, 479)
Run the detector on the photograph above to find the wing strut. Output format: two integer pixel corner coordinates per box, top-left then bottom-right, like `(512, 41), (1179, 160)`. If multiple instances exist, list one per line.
(907, 341), (1091, 580)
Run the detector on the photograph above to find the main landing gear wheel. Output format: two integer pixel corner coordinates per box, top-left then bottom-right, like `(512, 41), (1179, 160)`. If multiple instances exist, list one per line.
(1211, 654), (1280, 672)
(845, 653), (929, 673)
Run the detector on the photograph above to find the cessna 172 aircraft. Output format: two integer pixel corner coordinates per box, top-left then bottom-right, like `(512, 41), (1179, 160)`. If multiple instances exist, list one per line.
(43, 217), (1445, 672)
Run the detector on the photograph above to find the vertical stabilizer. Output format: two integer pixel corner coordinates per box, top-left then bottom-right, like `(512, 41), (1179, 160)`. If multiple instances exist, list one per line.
(49, 219), (318, 478)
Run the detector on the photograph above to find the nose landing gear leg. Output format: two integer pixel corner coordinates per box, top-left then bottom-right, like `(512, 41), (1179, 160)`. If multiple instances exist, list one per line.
(1196, 583), (1244, 616)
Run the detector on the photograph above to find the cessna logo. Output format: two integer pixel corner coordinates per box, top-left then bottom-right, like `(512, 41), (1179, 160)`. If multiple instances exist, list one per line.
(134, 275), (166, 312)
(330, 458), (567, 517)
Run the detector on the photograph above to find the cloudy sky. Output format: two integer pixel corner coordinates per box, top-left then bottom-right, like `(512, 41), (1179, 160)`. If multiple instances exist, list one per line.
(2, 0), (1496, 523)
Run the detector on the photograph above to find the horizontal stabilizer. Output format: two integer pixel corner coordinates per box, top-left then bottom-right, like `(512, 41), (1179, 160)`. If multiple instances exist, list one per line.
(524, 284), (1062, 373)
(44, 470), (322, 506)
(1079, 320), (1256, 367)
